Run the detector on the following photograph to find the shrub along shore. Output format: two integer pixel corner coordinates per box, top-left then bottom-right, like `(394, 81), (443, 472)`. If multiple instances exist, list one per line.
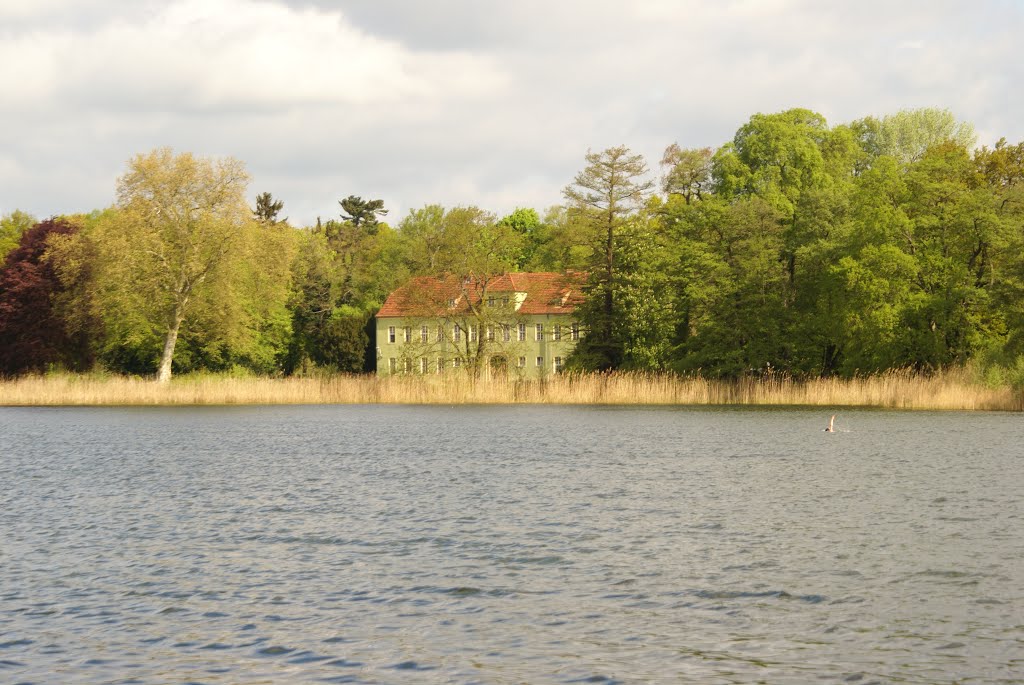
(0, 370), (1019, 410)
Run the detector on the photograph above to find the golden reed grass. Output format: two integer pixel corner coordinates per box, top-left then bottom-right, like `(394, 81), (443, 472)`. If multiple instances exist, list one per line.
(0, 369), (1019, 410)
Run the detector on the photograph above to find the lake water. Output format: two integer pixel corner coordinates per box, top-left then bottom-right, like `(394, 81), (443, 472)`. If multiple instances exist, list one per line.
(1, 405), (1021, 684)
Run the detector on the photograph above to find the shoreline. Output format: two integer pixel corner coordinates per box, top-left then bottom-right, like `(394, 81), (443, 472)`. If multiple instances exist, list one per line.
(0, 371), (1019, 411)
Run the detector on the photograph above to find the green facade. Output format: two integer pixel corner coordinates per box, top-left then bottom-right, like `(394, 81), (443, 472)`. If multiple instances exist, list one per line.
(375, 311), (580, 378)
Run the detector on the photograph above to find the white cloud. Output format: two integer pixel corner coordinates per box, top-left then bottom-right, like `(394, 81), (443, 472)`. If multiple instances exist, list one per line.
(1, 0), (1022, 226)
(2, 0), (505, 112)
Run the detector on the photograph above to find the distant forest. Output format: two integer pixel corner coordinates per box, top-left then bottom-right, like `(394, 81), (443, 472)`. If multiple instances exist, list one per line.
(2, 107), (1023, 385)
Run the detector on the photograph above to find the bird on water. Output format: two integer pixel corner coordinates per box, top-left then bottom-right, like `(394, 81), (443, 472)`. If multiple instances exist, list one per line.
(824, 415), (836, 432)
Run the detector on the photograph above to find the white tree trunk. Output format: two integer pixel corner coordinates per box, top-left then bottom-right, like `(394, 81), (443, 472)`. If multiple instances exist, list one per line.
(156, 313), (183, 383)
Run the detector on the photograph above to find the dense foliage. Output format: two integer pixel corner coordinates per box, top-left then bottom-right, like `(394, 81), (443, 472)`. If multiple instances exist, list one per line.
(0, 218), (92, 375)
(2, 107), (1023, 382)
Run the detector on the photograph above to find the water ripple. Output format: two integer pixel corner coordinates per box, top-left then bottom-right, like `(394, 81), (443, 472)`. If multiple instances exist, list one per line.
(1, 405), (1022, 683)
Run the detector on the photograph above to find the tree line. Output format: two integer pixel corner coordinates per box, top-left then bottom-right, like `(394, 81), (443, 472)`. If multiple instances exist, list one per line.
(1, 107), (1023, 384)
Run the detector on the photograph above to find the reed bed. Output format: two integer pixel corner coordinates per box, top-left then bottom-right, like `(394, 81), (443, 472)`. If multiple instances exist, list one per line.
(0, 369), (1019, 410)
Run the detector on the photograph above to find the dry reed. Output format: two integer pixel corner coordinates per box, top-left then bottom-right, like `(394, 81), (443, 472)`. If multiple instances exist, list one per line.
(0, 369), (1019, 410)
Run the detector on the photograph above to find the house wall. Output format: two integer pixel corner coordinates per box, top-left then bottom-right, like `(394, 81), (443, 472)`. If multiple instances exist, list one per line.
(375, 312), (580, 378)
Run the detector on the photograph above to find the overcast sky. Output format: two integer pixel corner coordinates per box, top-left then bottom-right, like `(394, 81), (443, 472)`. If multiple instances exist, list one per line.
(2, 0), (1022, 227)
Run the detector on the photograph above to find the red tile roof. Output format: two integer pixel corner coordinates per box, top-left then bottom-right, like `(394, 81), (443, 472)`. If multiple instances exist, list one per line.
(377, 272), (586, 318)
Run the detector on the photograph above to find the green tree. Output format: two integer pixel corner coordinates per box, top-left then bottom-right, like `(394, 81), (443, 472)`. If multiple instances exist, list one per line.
(254, 191), (286, 225)
(976, 139), (1024, 361)
(612, 210), (675, 370)
(562, 145), (654, 369)
(705, 109), (863, 374)
(660, 144), (713, 204)
(853, 108), (977, 165)
(897, 142), (1006, 368)
(519, 206), (594, 272)
(667, 196), (788, 375)
(397, 205), (521, 278)
(285, 230), (373, 374)
(339, 195), (388, 232)
(63, 148), (293, 381)
(497, 207), (541, 268)
(0, 210), (36, 265)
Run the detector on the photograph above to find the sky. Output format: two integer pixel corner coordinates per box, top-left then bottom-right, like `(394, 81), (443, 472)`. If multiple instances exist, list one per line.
(2, 0), (1022, 227)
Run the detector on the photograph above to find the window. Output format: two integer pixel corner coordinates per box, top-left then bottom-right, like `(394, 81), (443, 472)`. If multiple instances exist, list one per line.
(453, 358), (462, 368)
(404, 358), (412, 373)
(448, 297), (456, 308)
(437, 358), (444, 373)
(518, 356), (526, 368)
(502, 325), (511, 342)
(403, 326), (411, 343)
(454, 325), (461, 342)
(420, 357), (429, 374)
(437, 325), (444, 342)
(535, 323), (544, 341)
(388, 326), (396, 343)
(536, 356), (544, 367)
(487, 296), (495, 307)
(553, 324), (561, 341)
(470, 325), (478, 342)
(571, 322), (579, 341)
(421, 325), (429, 343)
(502, 296), (509, 306)
(487, 325), (495, 342)
(518, 323), (526, 341)
(389, 358), (397, 373)
(554, 356), (563, 372)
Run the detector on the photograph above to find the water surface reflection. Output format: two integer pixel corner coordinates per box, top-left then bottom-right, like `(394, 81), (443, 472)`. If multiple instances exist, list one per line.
(1, 406), (1021, 683)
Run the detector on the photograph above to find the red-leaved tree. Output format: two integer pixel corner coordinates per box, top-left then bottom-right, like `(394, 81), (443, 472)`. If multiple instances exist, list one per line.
(0, 218), (91, 375)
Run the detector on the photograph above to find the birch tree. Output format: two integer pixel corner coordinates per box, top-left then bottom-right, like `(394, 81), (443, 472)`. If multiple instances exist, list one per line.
(95, 149), (261, 381)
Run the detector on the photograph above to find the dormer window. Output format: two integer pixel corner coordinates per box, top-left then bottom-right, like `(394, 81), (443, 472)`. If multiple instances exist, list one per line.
(487, 296), (495, 307)
(448, 297), (456, 308)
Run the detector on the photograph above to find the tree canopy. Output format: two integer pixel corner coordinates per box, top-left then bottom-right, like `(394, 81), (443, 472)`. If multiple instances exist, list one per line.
(52, 149), (295, 381)
(0, 218), (90, 375)
(5, 106), (1024, 385)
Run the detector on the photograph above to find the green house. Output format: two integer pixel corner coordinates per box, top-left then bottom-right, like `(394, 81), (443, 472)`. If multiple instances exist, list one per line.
(375, 272), (585, 378)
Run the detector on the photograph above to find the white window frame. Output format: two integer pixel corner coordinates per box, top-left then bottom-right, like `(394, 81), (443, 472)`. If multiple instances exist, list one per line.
(389, 358), (397, 373)
(571, 322), (579, 341)
(553, 324), (561, 341)
(536, 356), (543, 367)
(403, 326), (411, 343)
(535, 323), (544, 341)
(454, 325), (461, 342)
(554, 356), (563, 372)
(518, 356), (526, 368)
(518, 323), (526, 341)
(388, 326), (396, 343)
(421, 325), (429, 343)
(420, 357), (428, 374)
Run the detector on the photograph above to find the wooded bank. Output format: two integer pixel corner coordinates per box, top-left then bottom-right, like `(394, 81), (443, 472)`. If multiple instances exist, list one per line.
(3, 107), (1024, 386)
